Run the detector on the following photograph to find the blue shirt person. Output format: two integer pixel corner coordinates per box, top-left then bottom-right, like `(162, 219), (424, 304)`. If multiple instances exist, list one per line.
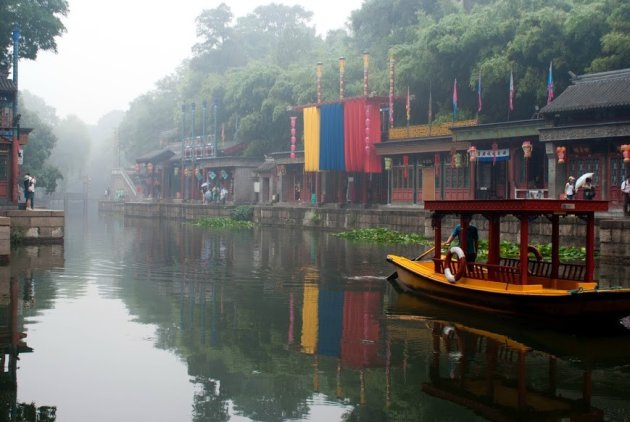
(443, 215), (479, 262)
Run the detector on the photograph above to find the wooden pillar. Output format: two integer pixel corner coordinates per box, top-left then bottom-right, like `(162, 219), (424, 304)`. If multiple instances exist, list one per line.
(519, 215), (529, 284)
(487, 214), (501, 265)
(433, 214), (442, 272)
(551, 214), (560, 279)
(585, 213), (595, 282)
(517, 350), (527, 409)
(583, 369), (592, 407)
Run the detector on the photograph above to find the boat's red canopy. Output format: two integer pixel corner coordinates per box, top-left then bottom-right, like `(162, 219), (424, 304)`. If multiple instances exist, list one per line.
(425, 199), (608, 215)
(425, 199), (608, 284)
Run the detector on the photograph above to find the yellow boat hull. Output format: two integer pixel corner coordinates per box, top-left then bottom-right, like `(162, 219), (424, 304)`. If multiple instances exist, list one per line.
(387, 254), (630, 322)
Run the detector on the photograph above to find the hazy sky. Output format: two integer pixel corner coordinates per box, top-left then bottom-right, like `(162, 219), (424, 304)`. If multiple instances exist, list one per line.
(19, 0), (364, 125)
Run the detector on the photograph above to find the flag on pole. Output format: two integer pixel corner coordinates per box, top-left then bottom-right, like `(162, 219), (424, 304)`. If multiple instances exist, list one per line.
(406, 86), (410, 123)
(428, 86), (433, 124)
(477, 71), (482, 113)
(546, 61), (554, 104)
(509, 71), (514, 112)
(452, 79), (458, 120)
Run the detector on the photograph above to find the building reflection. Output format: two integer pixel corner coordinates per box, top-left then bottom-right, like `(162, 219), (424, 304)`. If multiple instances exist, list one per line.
(1, 244), (63, 422)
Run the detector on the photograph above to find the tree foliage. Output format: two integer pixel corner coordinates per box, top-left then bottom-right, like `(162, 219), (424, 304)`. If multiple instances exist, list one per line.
(18, 102), (62, 193)
(0, 0), (68, 73)
(118, 0), (630, 160)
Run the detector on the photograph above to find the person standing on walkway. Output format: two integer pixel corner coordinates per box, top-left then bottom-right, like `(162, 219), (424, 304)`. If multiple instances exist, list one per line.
(24, 173), (36, 210)
(622, 175), (630, 216)
(564, 176), (576, 200)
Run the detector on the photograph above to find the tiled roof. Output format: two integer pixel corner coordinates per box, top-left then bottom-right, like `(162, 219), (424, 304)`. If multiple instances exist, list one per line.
(540, 68), (630, 114)
(0, 77), (16, 92)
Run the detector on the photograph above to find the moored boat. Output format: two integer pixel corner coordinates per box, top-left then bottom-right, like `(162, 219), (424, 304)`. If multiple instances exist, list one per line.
(386, 199), (630, 323)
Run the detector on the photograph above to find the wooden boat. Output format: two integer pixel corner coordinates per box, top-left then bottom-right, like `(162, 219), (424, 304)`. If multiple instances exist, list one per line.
(386, 199), (630, 324)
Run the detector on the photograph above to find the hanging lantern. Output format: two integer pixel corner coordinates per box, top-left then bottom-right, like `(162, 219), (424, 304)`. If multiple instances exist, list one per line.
(147, 162), (154, 173)
(556, 146), (566, 164)
(468, 145), (477, 163)
(365, 105), (371, 154)
(522, 139), (533, 159)
(290, 116), (297, 159)
(403, 155), (409, 179)
(621, 144), (630, 163)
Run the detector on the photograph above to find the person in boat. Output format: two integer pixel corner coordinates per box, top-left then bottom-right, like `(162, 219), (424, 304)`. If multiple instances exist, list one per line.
(443, 215), (479, 262)
(564, 176), (576, 200)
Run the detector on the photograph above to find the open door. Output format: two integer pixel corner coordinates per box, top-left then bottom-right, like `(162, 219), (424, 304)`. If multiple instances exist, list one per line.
(422, 167), (435, 201)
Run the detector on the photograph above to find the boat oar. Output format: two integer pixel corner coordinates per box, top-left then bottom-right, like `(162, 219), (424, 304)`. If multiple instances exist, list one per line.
(387, 246), (436, 281)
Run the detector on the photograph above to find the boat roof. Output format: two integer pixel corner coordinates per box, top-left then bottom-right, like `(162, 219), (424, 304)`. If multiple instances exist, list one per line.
(424, 199), (608, 215)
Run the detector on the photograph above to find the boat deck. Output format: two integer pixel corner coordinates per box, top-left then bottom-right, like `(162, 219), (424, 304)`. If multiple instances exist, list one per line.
(389, 255), (598, 295)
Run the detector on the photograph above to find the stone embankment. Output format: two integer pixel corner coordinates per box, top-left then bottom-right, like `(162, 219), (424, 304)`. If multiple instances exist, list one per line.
(99, 201), (630, 262)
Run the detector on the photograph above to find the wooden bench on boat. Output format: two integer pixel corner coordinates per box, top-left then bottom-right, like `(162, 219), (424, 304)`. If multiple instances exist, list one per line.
(434, 257), (587, 285)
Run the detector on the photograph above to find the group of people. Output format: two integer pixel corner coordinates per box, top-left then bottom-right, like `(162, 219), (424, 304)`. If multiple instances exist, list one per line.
(202, 184), (228, 205)
(564, 175), (596, 200)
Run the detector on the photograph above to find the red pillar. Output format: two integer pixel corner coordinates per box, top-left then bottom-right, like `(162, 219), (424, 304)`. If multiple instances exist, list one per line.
(551, 215), (560, 279)
(519, 215), (529, 285)
(487, 214), (501, 265)
(585, 213), (595, 282)
(433, 215), (442, 272)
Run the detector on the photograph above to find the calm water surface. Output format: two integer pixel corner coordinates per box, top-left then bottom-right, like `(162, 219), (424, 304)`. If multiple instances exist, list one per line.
(6, 207), (630, 421)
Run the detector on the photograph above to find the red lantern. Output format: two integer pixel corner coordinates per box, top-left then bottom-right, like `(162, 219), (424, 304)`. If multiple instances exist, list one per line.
(621, 144), (630, 163)
(522, 139), (533, 159)
(290, 116), (297, 160)
(556, 146), (566, 164)
(468, 145), (477, 163)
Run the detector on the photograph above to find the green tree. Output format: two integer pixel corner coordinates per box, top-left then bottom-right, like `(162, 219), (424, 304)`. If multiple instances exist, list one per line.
(117, 75), (179, 161)
(18, 104), (62, 193)
(0, 0), (68, 72)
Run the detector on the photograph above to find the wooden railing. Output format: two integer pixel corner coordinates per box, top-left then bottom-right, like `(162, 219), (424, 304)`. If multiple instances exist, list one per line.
(388, 119), (479, 140)
(500, 258), (586, 281)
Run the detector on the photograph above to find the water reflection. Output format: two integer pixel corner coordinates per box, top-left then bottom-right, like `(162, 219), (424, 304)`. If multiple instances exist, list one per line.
(8, 211), (630, 421)
(1, 243), (63, 421)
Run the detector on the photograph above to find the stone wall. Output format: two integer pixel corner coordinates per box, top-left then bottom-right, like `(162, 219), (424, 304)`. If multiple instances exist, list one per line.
(1, 210), (64, 245)
(99, 201), (628, 260)
(0, 217), (10, 264)
(599, 219), (630, 263)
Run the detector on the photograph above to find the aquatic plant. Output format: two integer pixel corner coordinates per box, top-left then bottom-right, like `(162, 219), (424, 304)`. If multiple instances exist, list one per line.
(335, 228), (430, 245)
(194, 217), (254, 229)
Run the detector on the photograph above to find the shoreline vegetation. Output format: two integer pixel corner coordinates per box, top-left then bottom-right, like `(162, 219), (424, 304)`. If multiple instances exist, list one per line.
(335, 228), (587, 262)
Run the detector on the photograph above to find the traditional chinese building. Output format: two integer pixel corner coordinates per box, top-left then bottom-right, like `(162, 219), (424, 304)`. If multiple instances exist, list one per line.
(538, 68), (630, 206)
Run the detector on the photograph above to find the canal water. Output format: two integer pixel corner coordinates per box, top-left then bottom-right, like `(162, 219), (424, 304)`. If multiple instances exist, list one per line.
(5, 207), (630, 421)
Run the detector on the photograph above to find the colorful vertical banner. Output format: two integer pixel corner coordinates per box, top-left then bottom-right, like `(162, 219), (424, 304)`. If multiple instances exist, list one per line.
(303, 106), (321, 172)
(509, 71), (514, 112)
(428, 85), (433, 124)
(388, 55), (394, 128)
(406, 86), (411, 124)
(477, 71), (482, 113)
(547, 61), (554, 104)
(452, 79), (458, 121)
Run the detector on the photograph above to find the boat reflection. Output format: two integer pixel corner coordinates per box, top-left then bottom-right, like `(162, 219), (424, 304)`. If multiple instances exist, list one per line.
(386, 293), (630, 421)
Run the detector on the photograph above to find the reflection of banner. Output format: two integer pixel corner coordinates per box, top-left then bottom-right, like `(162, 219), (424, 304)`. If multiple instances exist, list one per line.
(477, 148), (510, 162)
